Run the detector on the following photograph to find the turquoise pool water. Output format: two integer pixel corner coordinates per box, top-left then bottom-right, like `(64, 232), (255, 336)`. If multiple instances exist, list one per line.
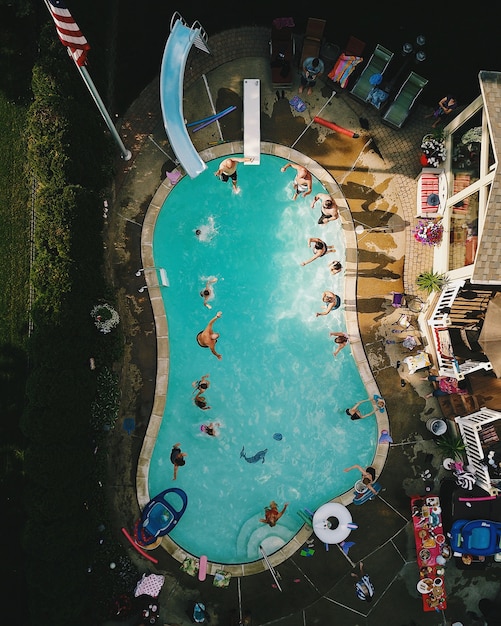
(149, 154), (377, 564)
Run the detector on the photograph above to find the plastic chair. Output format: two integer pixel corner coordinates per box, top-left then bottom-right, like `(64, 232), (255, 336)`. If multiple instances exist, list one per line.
(349, 44), (394, 103)
(382, 71), (428, 129)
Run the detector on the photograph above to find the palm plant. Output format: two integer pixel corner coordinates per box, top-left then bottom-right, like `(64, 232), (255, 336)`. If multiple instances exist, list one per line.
(435, 433), (466, 461)
(416, 270), (449, 294)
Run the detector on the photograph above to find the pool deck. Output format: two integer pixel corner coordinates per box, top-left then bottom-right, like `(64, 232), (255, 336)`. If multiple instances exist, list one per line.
(103, 27), (499, 626)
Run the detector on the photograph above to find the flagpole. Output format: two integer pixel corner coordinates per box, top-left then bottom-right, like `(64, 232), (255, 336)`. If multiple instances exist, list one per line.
(76, 62), (131, 160)
(44, 0), (131, 160)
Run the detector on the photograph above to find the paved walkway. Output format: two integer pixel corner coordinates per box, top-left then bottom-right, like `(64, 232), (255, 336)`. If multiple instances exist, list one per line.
(103, 26), (497, 626)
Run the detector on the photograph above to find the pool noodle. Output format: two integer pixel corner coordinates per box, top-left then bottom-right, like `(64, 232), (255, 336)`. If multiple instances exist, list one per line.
(297, 510), (313, 526)
(186, 106), (235, 128)
(121, 527), (159, 564)
(198, 554), (208, 581)
(313, 116), (360, 139)
(192, 106), (237, 133)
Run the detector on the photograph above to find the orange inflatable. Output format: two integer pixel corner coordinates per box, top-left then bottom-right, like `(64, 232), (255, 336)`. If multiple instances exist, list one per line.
(313, 116), (359, 138)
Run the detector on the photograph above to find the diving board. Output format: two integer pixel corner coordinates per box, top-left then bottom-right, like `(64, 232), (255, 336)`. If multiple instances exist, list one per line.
(160, 13), (210, 179)
(243, 79), (261, 165)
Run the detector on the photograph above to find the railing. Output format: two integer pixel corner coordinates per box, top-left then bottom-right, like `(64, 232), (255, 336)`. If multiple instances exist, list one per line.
(455, 409), (501, 496)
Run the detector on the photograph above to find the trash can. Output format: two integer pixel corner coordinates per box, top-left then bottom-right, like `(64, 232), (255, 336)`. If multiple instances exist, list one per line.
(426, 418), (447, 436)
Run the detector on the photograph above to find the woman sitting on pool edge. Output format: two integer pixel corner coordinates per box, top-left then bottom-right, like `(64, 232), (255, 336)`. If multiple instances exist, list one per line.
(344, 464), (379, 495)
(315, 291), (341, 317)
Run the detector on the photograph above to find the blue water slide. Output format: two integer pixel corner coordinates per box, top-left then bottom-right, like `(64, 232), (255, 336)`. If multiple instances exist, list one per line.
(160, 15), (209, 179)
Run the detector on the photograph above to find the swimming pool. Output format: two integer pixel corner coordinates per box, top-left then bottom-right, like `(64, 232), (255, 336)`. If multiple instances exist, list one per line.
(143, 150), (380, 565)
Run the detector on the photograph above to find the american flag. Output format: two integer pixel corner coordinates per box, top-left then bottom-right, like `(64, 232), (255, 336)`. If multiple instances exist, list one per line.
(47, 0), (90, 67)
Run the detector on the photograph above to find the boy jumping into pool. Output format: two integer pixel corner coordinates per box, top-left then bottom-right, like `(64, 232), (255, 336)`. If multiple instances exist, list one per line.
(214, 157), (254, 191)
(196, 311), (223, 360)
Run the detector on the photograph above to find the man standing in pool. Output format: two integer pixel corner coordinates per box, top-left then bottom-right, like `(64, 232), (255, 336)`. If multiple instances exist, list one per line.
(171, 443), (187, 480)
(280, 162), (312, 200)
(300, 237), (336, 266)
(315, 291), (341, 317)
(311, 192), (339, 223)
(214, 157), (254, 191)
(196, 311), (223, 360)
(260, 500), (289, 527)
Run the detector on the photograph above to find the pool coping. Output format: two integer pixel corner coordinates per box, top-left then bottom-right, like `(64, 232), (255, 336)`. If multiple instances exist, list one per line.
(137, 141), (390, 577)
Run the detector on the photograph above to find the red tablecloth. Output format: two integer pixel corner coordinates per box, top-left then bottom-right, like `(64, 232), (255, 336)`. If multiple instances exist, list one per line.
(411, 495), (448, 611)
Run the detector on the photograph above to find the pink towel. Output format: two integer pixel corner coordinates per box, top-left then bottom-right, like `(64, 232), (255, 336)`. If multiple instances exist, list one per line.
(272, 17), (295, 29)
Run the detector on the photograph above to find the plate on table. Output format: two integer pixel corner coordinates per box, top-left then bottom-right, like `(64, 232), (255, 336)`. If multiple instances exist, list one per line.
(419, 548), (431, 562)
(435, 533), (445, 545)
(417, 578), (433, 594)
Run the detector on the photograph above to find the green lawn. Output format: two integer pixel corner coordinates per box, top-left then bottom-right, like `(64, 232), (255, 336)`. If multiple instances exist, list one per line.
(0, 93), (30, 346)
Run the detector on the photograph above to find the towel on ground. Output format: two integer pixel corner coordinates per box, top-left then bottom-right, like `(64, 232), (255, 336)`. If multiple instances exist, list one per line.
(134, 573), (165, 597)
(328, 54), (363, 88)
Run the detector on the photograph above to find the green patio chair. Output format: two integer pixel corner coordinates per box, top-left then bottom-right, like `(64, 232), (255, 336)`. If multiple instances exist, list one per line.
(349, 43), (394, 103)
(382, 71), (429, 129)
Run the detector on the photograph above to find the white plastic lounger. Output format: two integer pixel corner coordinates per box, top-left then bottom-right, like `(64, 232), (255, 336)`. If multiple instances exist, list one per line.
(382, 71), (428, 129)
(160, 13), (210, 179)
(349, 44), (394, 103)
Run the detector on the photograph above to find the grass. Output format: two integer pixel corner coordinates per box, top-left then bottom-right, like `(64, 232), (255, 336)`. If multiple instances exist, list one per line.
(0, 93), (31, 346)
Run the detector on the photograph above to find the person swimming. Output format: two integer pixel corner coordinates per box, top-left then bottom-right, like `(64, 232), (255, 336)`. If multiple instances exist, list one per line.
(195, 216), (218, 242)
(200, 276), (218, 309)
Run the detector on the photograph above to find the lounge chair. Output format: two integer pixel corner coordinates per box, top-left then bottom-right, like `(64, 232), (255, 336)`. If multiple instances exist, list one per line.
(382, 71), (428, 129)
(349, 44), (394, 103)
(299, 17), (326, 68)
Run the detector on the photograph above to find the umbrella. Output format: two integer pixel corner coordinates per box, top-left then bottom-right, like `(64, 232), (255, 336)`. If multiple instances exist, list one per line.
(478, 293), (501, 377)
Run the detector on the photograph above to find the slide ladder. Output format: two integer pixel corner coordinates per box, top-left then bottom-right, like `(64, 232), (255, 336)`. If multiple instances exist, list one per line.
(160, 13), (210, 179)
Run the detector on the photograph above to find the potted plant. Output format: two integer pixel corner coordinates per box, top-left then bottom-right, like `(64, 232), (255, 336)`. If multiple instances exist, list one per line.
(421, 132), (446, 168)
(416, 270), (449, 294)
(413, 220), (445, 247)
(434, 432), (466, 461)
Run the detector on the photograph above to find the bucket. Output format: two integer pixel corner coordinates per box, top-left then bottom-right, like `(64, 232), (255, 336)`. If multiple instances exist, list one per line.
(426, 418), (447, 436)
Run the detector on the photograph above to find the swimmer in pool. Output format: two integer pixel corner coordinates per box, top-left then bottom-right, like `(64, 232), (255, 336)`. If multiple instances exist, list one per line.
(311, 193), (340, 223)
(194, 389), (211, 410)
(200, 276), (218, 309)
(259, 500), (289, 527)
(215, 157), (254, 191)
(280, 162), (312, 200)
(345, 400), (376, 421)
(330, 331), (349, 356)
(329, 260), (343, 275)
(315, 291), (341, 317)
(192, 374), (210, 392)
(201, 422), (220, 437)
(196, 311), (223, 360)
(301, 237), (336, 266)
(170, 443), (187, 480)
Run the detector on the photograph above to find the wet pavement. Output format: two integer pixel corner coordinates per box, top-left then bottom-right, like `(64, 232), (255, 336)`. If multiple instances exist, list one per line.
(103, 26), (500, 626)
